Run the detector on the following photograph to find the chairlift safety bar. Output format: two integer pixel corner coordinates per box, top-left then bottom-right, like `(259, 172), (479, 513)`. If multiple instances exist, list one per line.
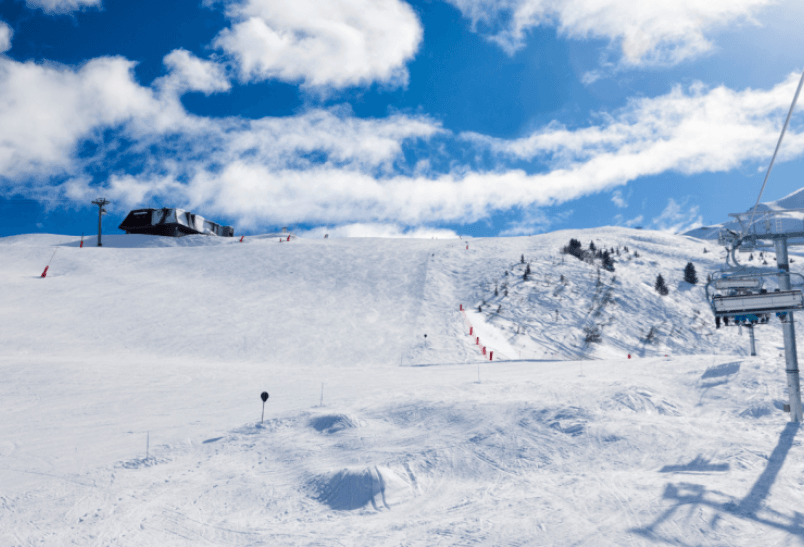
(712, 289), (804, 317)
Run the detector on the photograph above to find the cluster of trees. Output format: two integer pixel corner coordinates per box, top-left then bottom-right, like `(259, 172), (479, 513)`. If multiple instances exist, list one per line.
(561, 239), (615, 271)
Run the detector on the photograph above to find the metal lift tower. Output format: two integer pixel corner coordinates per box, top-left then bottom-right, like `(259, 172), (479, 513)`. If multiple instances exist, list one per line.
(710, 68), (804, 422)
(91, 198), (109, 247)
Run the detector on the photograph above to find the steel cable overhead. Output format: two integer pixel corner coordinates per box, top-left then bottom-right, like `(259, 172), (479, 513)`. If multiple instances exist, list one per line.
(745, 68), (804, 235)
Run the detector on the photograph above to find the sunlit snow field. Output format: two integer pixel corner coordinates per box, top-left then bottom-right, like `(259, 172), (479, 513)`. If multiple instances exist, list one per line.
(2, 228), (804, 546)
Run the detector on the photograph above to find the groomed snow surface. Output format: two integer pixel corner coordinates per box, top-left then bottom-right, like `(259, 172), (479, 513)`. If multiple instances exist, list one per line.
(2, 228), (804, 546)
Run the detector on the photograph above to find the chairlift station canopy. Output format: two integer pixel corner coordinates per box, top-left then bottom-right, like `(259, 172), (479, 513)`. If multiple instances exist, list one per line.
(119, 208), (234, 238)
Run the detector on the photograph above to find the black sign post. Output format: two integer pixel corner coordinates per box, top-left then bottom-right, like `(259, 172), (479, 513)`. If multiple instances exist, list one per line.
(260, 391), (269, 423)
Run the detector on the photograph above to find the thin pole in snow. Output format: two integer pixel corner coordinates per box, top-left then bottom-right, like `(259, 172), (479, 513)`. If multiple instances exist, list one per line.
(261, 391), (269, 423)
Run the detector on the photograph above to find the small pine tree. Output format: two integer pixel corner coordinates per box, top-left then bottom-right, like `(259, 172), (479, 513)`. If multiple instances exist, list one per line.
(523, 263), (531, 281)
(683, 262), (698, 285)
(497, 305), (502, 313)
(521, 254), (525, 264)
(634, 250), (640, 258)
(495, 285), (499, 296)
(602, 250), (615, 272)
(589, 241), (596, 252)
(654, 274), (669, 296)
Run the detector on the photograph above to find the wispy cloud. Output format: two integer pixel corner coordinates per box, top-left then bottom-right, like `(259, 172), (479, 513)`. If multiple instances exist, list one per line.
(611, 190), (627, 208)
(651, 198), (703, 233)
(446, 0), (778, 67)
(499, 209), (573, 236)
(298, 223), (460, 239)
(25, 0), (101, 15)
(614, 214), (643, 227)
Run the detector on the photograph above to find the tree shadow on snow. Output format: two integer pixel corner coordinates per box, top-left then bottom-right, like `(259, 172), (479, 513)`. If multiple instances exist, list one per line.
(633, 423), (802, 544)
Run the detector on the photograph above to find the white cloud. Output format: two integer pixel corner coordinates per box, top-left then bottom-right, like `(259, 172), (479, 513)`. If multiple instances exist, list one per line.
(651, 198), (702, 233)
(25, 0), (101, 15)
(298, 223), (460, 239)
(0, 56), (167, 182)
(611, 190), (627, 208)
(465, 72), (804, 198)
(211, 0), (422, 89)
(2, 51), (804, 233)
(0, 21), (12, 53)
(159, 49), (231, 95)
(446, 0), (777, 66)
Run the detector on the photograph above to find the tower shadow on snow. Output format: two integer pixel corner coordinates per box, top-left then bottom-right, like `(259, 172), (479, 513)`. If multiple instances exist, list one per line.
(633, 423), (802, 542)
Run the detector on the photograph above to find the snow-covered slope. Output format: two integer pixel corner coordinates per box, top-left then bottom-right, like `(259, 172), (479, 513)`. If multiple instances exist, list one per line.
(1, 228), (802, 546)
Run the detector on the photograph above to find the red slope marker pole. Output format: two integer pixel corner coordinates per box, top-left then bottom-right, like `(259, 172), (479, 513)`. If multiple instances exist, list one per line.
(490, 351), (493, 361)
(80, 233), (84, 248)
(239, 235), (244, 242)
(41, 246), (59, 278)
(469, 327), (473, 336)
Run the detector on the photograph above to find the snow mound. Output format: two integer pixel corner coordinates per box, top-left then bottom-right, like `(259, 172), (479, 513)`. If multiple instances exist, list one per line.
(739, 400), (787, 419)
(309, 413), (362, 433)
(311, 466), (411, 511)
(520, 406), (590, 437)
(603, 387), (681, 415)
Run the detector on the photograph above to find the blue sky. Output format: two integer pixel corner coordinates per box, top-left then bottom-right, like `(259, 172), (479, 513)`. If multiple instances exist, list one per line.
(2, 0), (804, 238)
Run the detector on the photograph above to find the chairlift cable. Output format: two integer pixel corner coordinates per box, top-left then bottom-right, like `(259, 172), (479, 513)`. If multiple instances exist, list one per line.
(746, 68), (804, 235)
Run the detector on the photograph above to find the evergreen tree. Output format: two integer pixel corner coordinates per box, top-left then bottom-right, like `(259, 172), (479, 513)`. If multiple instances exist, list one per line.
(601, 250), (615, 272)
(523, 263), (531, 281)
(521, 254), (525, 264)
(683, 262), (698, 284)
(589, 241), (596, 252)
(654, 274), (669, 296)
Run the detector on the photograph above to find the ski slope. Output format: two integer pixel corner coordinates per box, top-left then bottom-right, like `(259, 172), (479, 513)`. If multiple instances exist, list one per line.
(2, 228), (804, 546)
